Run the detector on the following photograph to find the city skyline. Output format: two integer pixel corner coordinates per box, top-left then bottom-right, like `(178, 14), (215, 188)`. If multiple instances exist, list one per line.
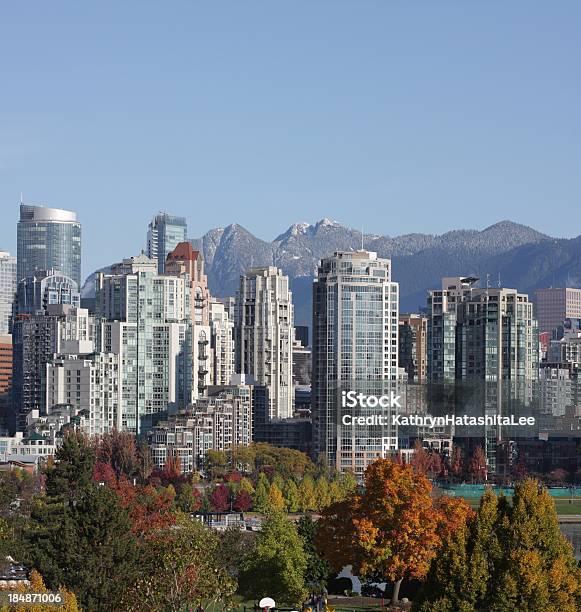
(1, 5), (580, 605)
(2, 202), (579, 285)
(1, 3), (581, 276)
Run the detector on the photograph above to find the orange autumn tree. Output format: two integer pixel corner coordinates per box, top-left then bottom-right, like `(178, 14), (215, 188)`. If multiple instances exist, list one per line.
(434, 494), (474, 542)
(317, 458), (449, 604)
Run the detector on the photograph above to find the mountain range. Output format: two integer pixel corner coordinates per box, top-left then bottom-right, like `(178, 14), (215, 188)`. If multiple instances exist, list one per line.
(83, 219), (581, 328)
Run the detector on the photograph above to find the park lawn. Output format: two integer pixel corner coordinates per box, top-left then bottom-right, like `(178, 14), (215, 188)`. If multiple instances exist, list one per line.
(462, 496), (581, 515)
(225, 596), (402, 612)
(554, 498), (581, 515)
(328, 596), (411, 611)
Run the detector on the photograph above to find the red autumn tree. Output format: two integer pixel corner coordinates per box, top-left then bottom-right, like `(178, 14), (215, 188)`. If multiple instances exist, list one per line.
(547, 467), (567, 484)
(410, 440), (431, 476)
(513, 454), (528, 481)
(96, 430), (140, 480)
(210, 484), (230, 512)
(153, 452), (185, 487)
(233, 489), (253, 512)
(428, 451), (443, 479)
(316, 458), (442, 604)
(450, 446), (463, 480)
(468, 445), (487, 483)
(93, 459), (117, 485)
(103, 476), (176, 538)
(224, 470), (242, 484)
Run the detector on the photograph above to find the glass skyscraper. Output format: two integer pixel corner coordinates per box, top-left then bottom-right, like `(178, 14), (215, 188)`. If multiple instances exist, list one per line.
(312, 250), (400, 474)
(146, 213), (188, 274)
(14, 270), (80, 316)
(17, 204), (81, 286)
(427, 277), (539, 473)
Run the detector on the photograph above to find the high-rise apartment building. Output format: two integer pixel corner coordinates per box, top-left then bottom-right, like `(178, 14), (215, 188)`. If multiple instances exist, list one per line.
(209, 299), (235, 387)
(535, 288), (581, 334)
(547, 319), (581, 365)
(46, 353), (122, 436)
(165, 242), (211, 397)
(14, 270), (80, 316)
(95, 254), (192, 433)
(17, 204), (81, 286)
(312, 251), (400, 474)
(0, 252), (17, 335)
(235, 267), (294, 420)
(427, 276), (539, 472)
(0, 335), (13, 433)
(12, 304), (92, 432)
(427, 277), (539, 383)
(541, 320), (581, 424)
(427, 276), (478, 383)
(292, 339), (311, 387)
(148, 384), (252, 472)
(146, 213), (187, 274)
(398, 314), (428, 383)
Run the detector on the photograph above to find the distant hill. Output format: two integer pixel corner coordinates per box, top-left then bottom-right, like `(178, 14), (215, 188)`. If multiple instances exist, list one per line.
(84, 220), (581, 328)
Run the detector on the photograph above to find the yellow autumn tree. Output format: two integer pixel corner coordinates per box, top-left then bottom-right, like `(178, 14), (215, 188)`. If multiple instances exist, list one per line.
(415, 480), (581, 612)
(0, 570), (79, 612)
(489, 479), (581, 611)
(268, 482), (285, 512)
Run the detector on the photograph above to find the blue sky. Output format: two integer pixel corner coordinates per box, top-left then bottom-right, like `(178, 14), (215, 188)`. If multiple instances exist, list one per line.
(1, 2), (580, 278)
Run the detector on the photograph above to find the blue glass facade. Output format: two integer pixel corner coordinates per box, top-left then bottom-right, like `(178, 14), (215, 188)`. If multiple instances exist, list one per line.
(17, 205), (81, 286)
(146, 213), (187, 274)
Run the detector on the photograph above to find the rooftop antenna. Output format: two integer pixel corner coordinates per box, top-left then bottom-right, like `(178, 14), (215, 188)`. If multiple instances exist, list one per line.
(20, 192), (23, 205)
(360, 226), (364, 251)
(498, 272), (502, 288)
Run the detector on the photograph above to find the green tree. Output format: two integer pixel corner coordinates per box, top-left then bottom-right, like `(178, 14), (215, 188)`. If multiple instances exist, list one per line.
(24, 485), (140, 611)
(45, 431), (95, 498)
(217, 526), (256, 582)
(239, 511), (308, 605)
(466, 489), (502, 608)
(328, 479), (344, 504)
(272, 473), (285, 491)
(414, 517), (474, 611)
(204, 449), (228, 478)
(252, 443), (314, 479)
(338, 470), (357, 496)
(283, 479), (300, 513)
(296, 515), (331, 594)
(239, 476), (255, 495)
(231, 445), (256, 473)
(298, 475), (316, 511)
(0, 516), (10, 573)
(314, 476), (331, 511)
(253, 473), (270, 513)
(415, 481), (581, 612)
(124, 513), (235, 611)
(175, 483), (202, 513)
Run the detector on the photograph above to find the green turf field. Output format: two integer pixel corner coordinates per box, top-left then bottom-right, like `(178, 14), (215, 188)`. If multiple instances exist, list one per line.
(463, 495), (581, 515)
